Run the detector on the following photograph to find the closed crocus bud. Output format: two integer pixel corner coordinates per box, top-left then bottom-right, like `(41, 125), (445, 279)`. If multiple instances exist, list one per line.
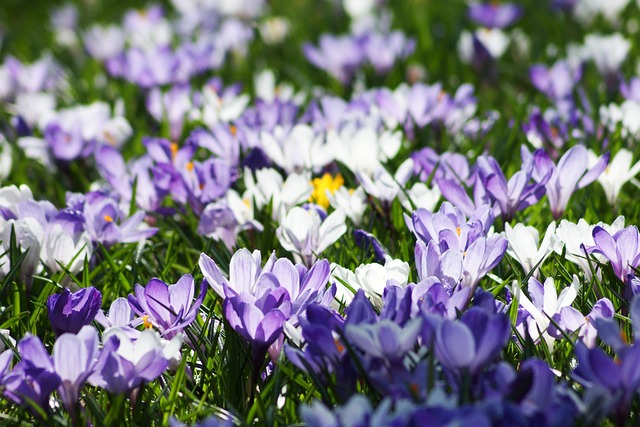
(47, 287), (102, 336)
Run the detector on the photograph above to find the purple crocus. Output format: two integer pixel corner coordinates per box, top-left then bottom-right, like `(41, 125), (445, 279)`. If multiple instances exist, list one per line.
(620, 77), (640, 103)
(128, 275), (207, 339)
(199, 249), (334, 361)
(53, 326), (101, 413)
(530, 61), (582, 101)
(303, 34), (365, 84)
(468, 3), (523, 28)
(433, 306), (510, 378)
(81, 192), (158, 245)
(584, 225), (640, 282)
(344, 318), (422, 362)
(89, 328), (181, 395)
(47, 286), (102, 336)
(534, 145), (609, 219)
(3, 335), (61, 414)
(549, 298), (614, 348)
(475, 150), (550, 221)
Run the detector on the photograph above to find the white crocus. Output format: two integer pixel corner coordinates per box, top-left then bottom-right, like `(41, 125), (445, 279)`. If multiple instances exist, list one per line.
(276, 207), (347, 266)
(458, 29), (510, 63)
(327, 186), (367, 226)
(41, 224), (92, 279)
(199, 85), (249, 128)
(357, 158), (414, 203)
(588, 149), (640, 205)
(0, 217), (44, 287)
(330, 127), (401, 176)
(260, 124), (333, 173)
(505, 222), (559, 276)
(510, 276), (580, 352)
(584, 33), (630, 78)
(353, 257), (410, 309)
(555, 217), (625, 278)
(243, 167), (312, 221)
(399, 182), (441, 212)
(330, 257), (410, 309)
(600, 100), (640, 138)
(573, 0), (631, 24)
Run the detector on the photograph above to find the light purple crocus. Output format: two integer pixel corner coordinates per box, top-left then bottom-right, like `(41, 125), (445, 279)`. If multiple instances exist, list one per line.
(81, 192), (158, 245)
(89, 328), (181, 395)
(345, 318), (422, 362)
(530, 61), (582, 101)
(584, 225), (640, 282)
(53, 326), (101, 413)
(468, 2), (522, 28)
(303, 34), (365, 84)
(549, 298), (614, 347)
(128, 275), (207, 339)
(621, 77), (640, 103)
(476, 150), (550, 221)
(199, 249), (334, 360)
(533, 145), (609, 219)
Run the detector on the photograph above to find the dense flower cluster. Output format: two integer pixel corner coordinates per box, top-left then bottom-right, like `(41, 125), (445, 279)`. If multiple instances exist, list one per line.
(2, 0), (640, 425)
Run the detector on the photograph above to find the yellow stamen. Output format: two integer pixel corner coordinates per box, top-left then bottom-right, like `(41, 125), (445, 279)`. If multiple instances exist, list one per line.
(170, 142), (179, 162)
(243, 198), (251, 208)
(309, 173), (345, 209)
(186, 162), (195, 172)
(230, 125), (237, 136)
(142, 315), (153, 329)
(104, 215), (113, 222)
(456, 226), (461, 236)
(334, 338), (345, 353)
(348, 188), (355, 195)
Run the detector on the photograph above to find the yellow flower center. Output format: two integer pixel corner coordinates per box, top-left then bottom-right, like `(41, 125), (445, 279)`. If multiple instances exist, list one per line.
(170, 142), (179, 162)
(186, 162), (195, 172)
(104, 215), (113, 222)
(309, 173), (344, 209)
(142, 315), (153, 329)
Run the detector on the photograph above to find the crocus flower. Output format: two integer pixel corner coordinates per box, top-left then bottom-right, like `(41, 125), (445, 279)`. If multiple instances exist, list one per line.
(534, 145), (608, 219)
(476, 150), (549, 221)
(588, 148), (640, 206)
(555, 217), (625, 278)
(47, 287), (102, 336)
(89, 328), (182, 395)
(549, 298), (614, 347)
(303, 34), (365, 84)
(468, 2), (523, 28)
(584, 225), (640, 281)
(345, 318), (422, 362)
(3, 335), (61, 414)
(200, 248), (334, 360)
(434, 306), (510, 378)
(276, 206), (347, 266)
(128, 275), (207, 339)
(505, 221), (559, 276)
(510, 276), (580, 351)
(530, 60), (581, 101)
(95, 297), (140, 338)
(585, 345), (640, 422)
(583, 33), (630, 85)
(53, 326), (101, 411)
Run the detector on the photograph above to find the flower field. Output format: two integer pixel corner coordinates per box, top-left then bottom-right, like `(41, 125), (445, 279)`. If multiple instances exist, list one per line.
(2, 0), (640, 425)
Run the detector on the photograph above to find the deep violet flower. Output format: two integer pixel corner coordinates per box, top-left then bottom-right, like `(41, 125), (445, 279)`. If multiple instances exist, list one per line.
(47, 286), (102, 336)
